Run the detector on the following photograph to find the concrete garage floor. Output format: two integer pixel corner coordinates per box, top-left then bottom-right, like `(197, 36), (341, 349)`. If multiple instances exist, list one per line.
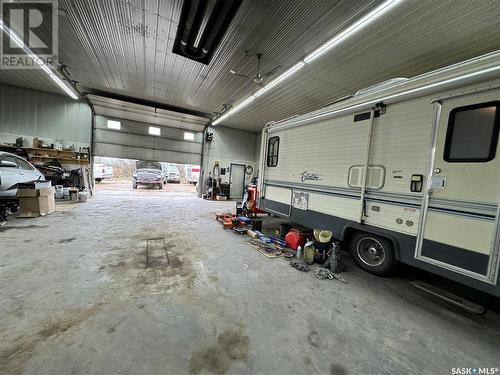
(1, 185), (499, 375)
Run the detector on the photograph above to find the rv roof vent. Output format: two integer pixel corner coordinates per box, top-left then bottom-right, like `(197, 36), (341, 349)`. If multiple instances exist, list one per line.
(355, 78), (408, 97)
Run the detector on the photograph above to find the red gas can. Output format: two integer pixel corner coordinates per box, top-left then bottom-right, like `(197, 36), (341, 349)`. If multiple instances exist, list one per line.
(285, 229), (305, 250)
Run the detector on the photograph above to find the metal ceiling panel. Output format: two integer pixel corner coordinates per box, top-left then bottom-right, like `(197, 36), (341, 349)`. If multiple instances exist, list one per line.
(1, 0), (500, 132)
(221, 0), (500, 131)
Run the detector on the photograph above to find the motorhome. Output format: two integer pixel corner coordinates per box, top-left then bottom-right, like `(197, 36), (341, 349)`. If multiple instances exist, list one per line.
(258, 51), (500, 297)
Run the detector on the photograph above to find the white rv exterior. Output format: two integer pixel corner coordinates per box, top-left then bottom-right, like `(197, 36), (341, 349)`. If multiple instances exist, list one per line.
(258, 51), (500, 296)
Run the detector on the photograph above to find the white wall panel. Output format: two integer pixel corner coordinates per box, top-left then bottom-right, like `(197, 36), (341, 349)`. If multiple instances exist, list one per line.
(0, 84), (91, 148)
(201, 126), (260, 192)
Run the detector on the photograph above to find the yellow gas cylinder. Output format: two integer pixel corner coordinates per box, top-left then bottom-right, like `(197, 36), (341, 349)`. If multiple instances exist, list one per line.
(304, 241), (315, 264)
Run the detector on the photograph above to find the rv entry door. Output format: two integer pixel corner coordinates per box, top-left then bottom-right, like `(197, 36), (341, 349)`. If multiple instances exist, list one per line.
(416, 94), (500, 283)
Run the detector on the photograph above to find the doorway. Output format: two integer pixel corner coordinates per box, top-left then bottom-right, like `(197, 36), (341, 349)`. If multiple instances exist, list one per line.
(229, 163), (246, 199)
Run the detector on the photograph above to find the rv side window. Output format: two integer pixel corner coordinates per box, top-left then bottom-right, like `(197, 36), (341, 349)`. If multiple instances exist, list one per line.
(444, 102), (500, 162)
(267, 136), (280, 167)
(348, 165), (385, 190)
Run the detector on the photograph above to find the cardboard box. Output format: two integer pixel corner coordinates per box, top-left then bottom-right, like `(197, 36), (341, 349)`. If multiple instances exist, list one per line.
(35, 181), (52, 189)
(17, 187), (55, 217)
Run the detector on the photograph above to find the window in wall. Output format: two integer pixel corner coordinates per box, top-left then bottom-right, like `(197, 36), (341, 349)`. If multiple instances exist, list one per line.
(184, 132), (195, 141)
(444, 102), (499, 162)
(267, 136), (280, 167)
(107, 120), (121, 130)
(149, 126), (161, 136)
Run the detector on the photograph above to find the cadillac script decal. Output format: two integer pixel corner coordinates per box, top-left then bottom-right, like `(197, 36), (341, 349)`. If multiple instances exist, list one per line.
(301, 171), (323, 182)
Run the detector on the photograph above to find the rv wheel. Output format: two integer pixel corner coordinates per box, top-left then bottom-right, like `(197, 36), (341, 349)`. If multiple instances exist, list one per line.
(349, 232), (397, 275)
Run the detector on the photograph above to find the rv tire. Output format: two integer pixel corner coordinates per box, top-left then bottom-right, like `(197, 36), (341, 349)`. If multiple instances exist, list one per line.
(349, 232), (397, 276)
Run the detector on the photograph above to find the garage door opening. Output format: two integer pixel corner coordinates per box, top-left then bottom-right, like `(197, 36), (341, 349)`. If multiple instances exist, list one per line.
(93, 156), (197, 195)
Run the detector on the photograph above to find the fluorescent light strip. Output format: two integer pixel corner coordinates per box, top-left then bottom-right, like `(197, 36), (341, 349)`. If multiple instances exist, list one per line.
(254, 62), (305, 97)
(229, 95), (256, 114)
(211, 112), (230, 126)
(0, 22), (79, 99)
(304, 0), (402, 63)
(212, 95), (257, 125)
(212, 0), (401, 125)
(213, 63), (304, 124)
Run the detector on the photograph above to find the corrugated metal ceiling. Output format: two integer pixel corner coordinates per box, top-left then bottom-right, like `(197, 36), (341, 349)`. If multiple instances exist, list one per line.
(1, 0), (500, 132)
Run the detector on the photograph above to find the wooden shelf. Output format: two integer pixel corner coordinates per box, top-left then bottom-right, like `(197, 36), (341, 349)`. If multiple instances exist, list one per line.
(29, 156), (89, 164)
(25, 147), (88, 154)
(0, 145), (90, 165)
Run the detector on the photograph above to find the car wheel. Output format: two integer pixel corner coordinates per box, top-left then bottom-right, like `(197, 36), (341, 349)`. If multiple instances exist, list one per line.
(133, 182), (137, 189)
(158, 183), (163, 189)
(349, 232), (397, 276)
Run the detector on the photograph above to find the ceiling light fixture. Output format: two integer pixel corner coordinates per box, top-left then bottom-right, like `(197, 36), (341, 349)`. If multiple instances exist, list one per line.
(211, 0), (402, 125)
(254, 62), (305, 98)
(212, 95), (256, 125)
(0, 21), (79, 100)
(304, 0), (402, 63)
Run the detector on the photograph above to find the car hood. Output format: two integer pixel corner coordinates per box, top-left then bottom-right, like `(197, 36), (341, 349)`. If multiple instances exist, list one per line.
(135, 168), (162, 174)
(136, 161), (162, 171)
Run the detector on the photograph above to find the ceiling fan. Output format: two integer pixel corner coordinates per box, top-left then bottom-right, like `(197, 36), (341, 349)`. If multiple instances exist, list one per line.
(230, 51), (281, 85)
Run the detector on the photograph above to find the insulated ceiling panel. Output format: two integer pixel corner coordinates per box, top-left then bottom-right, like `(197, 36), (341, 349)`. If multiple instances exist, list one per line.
(1, 0), (500, 132)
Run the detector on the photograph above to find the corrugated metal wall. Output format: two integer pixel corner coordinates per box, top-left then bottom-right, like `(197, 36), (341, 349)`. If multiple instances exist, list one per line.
(201, 125), (260, 195)
(0, 84), (92, 148)
(94, 115), (203, 164)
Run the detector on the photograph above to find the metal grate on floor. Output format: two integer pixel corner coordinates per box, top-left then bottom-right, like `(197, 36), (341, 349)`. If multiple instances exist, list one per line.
(145, 238), (171, 269)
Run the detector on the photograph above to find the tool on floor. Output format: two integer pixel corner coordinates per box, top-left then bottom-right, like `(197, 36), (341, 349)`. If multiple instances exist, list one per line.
(323, 242), (346, 273)
(254, 230), (272, 243)
(290, 260), (310, 272)
(233, 227), (248, 234)
(215, 213), (246, 229)
(246, 229), (259, 239)
(314, 267), (346, 283)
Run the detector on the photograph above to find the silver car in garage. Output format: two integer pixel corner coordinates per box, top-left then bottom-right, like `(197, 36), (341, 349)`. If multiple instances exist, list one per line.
(132, 160), (164, 189)
(0, 151), (44, 198)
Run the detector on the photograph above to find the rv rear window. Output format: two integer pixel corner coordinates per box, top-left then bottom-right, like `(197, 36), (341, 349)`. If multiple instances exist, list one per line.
(267, 136), (280, 167)
(444, 102), (500, 162)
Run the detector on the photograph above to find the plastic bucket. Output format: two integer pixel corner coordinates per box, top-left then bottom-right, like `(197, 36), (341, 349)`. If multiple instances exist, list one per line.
(79, 191), (89, 202)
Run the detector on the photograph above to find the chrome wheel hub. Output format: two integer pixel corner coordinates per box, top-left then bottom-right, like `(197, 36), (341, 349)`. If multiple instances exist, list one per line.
(356, 237), (385, 267)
